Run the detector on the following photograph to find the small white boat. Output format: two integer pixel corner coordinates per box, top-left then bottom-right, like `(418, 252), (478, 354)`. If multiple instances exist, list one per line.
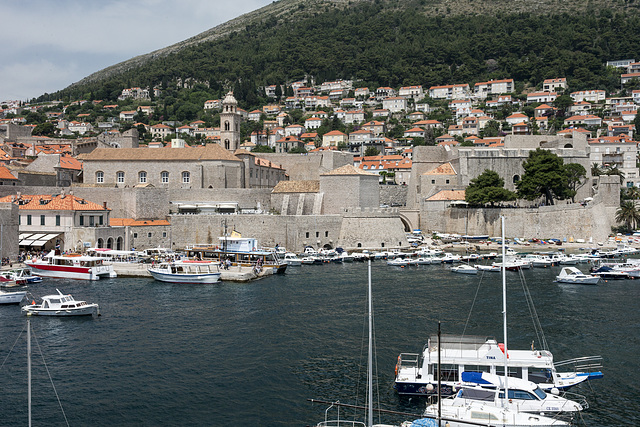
(474, 264), (501, 272)
(387, 258), (409, 267)
(414, 257), (433, 265)
(0, 289), (26, 304)
(556, 267), (600, 285)
(450, 264), (477, 275)
(282, 253), (302, 266)
(22, 289), (99, 316)
(148, 261), (221, 283)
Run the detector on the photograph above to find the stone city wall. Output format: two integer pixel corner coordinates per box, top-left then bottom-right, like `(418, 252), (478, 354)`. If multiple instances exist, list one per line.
(420, 202), (617, 242)
(379, 184), (408, 207)
(169, 213), (409, 252)
(259, 151), (353, 180)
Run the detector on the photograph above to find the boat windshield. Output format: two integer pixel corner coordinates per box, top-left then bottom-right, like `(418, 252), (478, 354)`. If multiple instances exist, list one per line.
(499, 389), (539, 400)
(458, 388), (494, 402)
(533, 386), (547, 399)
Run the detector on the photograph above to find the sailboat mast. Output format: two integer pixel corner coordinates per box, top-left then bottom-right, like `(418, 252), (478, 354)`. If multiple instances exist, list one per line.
(501, 215), (509, 405)
(367, 259), (373, 427)
(28, 316), (32, 427)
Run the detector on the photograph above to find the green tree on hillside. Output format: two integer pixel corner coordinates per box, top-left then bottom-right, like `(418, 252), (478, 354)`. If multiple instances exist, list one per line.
(465, 169), (517, 206)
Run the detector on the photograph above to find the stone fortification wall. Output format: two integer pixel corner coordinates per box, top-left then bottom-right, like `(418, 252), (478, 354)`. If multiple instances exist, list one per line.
(407, 146), (457, 208)
(320, 174), (379, 214)
(169, 213), (409, 252)
(270, 192), (318, 215)
(420, 202), (616, 242)
(379, 184), (408, 207)
(504, 132), (589, 150)
(0, 186), (70, 199)
(0, 202), (19, 260)
(259, 151), (353, 180)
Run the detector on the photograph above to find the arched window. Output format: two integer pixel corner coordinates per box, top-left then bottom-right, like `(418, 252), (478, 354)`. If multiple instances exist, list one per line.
(117, 171), (125, 183)
(182, 171), (190, 184)
(161, 171), (169, 184)
(116, 237), (123, 251)
(224, 121), (230, 131)
(96, 171), (104, 183)
(225, 140), (230, 149)
(564, 143), (573, 149)
(513, 175), (520, 183)
(106, 237), (113, 249)
(139, 171), (147, 184)
(97, 238), (104, 248)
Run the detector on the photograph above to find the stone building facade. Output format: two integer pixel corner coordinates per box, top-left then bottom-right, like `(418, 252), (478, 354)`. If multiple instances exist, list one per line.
(80, 144), (244, 189)
(319, 165), (380, 214)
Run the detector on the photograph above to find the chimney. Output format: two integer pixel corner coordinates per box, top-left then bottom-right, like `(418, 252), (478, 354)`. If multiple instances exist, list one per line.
(103, 202), (107, 209)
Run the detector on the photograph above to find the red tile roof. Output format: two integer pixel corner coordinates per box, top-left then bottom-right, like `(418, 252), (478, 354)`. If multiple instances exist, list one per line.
(0, 194), (108, 211)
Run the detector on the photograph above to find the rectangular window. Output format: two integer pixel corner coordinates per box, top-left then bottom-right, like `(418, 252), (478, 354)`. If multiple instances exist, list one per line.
(431, 179), (435, 184)
(79, 216), (84, 226)
(133, 232), (138, 238)
(89, 216), (95, 226)
(148, 232), (152, 237)
(40, 215), (45, 225)
(99, 216), (103, 225)
(27, 215), (32, 225)
(316, 232), (319, 238)
(55, 215), (60, 226)
(325, 231), (329, 237)
(117, 172), (125, 183)
(162, 232), (167, 238)
(305, 232), (309, 238)
(18, 215), (21, 225)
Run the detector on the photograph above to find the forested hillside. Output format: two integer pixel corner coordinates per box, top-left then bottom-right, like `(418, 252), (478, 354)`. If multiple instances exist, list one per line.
(39, 0), (640, 107)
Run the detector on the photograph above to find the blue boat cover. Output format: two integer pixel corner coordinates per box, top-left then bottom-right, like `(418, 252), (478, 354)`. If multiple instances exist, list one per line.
(409, 418), (439, 427)
(461, 371), (492, 384)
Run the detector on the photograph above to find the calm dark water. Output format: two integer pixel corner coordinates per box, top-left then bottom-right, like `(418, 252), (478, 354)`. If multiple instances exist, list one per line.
(0, 261), (638, 426)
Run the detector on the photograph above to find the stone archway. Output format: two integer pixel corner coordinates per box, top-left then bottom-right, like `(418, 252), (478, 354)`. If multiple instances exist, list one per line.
(97, 238), (104, 248)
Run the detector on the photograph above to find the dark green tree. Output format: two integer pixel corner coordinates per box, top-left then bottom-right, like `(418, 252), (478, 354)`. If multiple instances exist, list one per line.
(252, 145), (275, 153)
(564, 163), (587, 202)
(516, 148), (570, 205)
(465, 169), (517, 206)
(364, 146), (380, 157)
(31, 122), (55, 137)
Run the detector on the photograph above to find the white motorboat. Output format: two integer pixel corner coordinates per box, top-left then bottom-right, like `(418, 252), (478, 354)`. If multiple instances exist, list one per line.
(0, 289), (27, 304)
(474, 264), (501, 272)
(22, 289), (99, 316)
(521, 254), (554, 268)
(387, 257), (409, 267)
(414, 257), (433, 265)
(450, 264), (477, 275)
(148, 261), (221, 283)
(457, 371), (585, 414)
(555, 267), (600, 285)
(25, 250), (117, 280)
(283, 253), (302, 266)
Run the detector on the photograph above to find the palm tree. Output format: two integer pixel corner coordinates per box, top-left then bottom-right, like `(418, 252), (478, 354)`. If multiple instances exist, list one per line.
(605, 165), (626, 184)
(591, 163), (603, 177)
(615, 200), (640, 232)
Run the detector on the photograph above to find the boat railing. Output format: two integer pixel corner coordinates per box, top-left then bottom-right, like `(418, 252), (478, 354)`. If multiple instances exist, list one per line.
(560, 390), (589, 410)
(396, 353), (420, 377)
(554, 355), (603, 373)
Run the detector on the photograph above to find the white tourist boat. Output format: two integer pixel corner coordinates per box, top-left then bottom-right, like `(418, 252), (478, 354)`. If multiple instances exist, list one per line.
(450, 264), (478, 275)
(395, 218), (603, 398)
(555, 267), (600, 285)
(22, 289), (99, 316)
(283, 252), (302, 266)
(474, 263), (501, 272)
(148, 261), (221, 284)
(0, 289), (27, 304)
(25, 251), (117, 280)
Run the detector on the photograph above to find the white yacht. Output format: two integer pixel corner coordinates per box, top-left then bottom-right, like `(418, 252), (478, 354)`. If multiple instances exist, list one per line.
(283, 253), (302, 266)
(555, 267), (600, 285)
(22, 290), (99, 316)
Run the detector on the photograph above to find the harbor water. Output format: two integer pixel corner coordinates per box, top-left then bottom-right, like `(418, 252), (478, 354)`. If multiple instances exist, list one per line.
(0, 261), (638, 426)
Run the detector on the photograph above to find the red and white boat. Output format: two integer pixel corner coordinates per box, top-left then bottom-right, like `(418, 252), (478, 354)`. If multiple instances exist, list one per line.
(25, 250), (117, 280)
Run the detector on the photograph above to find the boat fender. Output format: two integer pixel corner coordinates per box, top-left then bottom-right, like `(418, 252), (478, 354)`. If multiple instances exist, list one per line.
(395, 355), (401, 376)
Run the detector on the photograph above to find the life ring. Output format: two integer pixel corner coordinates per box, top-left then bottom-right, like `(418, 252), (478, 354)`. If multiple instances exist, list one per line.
(252, 247), (257, 251)
(80, 261), (85, 266)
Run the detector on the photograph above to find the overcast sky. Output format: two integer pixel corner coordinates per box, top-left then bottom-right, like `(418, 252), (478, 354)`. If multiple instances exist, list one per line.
(0, 0), (272, 102)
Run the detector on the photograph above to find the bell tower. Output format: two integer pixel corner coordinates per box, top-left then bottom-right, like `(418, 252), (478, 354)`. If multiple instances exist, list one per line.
(219, 91), (241, 151)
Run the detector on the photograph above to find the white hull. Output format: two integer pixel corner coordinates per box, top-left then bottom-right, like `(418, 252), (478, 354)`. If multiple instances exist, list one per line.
(0, 290), (26, 304)
(25, 262), (116, 280)
(23, 305), (98, 316)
